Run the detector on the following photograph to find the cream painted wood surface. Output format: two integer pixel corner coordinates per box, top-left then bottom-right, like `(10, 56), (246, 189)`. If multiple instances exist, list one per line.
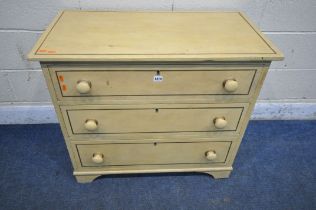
(54, 69), (256, 97)
(62, 104), (245, 135)
(74, 167), (233, 183)
(28, 11), (283, 183)
(41, 66), (79, 171)
(28, 11), (283, 62)
(76, 141), (231, 167)
(71, 139), (236, 183)
(48, 63), (265, 103)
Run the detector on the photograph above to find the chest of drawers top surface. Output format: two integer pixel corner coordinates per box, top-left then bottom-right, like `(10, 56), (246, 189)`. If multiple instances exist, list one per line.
(28, 11), (283, 62)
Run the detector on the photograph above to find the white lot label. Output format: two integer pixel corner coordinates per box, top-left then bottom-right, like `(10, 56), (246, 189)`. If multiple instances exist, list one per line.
(153, 75), (163, 82)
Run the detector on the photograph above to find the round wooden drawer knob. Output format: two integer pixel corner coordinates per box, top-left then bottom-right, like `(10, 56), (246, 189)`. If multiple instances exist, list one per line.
(214, 117), (228, 129)
(205, 150), (217, 160)
(92, 153), (104, 164)
(224, 79), (238, 92)
(76, 80), (91, 94)
(84, 119), (98, 131)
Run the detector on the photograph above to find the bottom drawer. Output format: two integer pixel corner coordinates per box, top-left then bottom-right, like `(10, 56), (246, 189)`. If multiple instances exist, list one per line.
(76, 141), (232, 167)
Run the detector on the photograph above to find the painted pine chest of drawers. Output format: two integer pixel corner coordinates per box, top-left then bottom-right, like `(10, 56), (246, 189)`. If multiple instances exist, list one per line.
(28, 11), (283, 183)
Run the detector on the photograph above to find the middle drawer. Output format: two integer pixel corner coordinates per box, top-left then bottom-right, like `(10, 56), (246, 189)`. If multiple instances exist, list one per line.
(61, 103), (248, 139)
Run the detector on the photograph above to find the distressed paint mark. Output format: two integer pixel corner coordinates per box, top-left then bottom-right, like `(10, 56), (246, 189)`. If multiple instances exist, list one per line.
(58, 75), (64, 82)
(62, 84), (67, 91)
(37, 49), (56, 54)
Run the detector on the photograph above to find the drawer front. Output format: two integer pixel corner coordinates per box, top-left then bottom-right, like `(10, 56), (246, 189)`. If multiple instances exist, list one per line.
(61, 104), (247, 136)
(76, 141), (232, 167)
(53, 69), (257, 99)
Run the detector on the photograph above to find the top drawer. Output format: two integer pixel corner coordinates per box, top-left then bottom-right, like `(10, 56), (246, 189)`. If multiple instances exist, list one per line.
(49, 65), (263, 102)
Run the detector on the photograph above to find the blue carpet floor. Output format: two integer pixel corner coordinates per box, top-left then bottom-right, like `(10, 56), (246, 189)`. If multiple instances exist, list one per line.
(0, 121), (315, 210)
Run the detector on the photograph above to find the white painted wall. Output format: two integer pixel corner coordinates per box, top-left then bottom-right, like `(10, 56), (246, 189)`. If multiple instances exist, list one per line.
(0, 0), (316, 123)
